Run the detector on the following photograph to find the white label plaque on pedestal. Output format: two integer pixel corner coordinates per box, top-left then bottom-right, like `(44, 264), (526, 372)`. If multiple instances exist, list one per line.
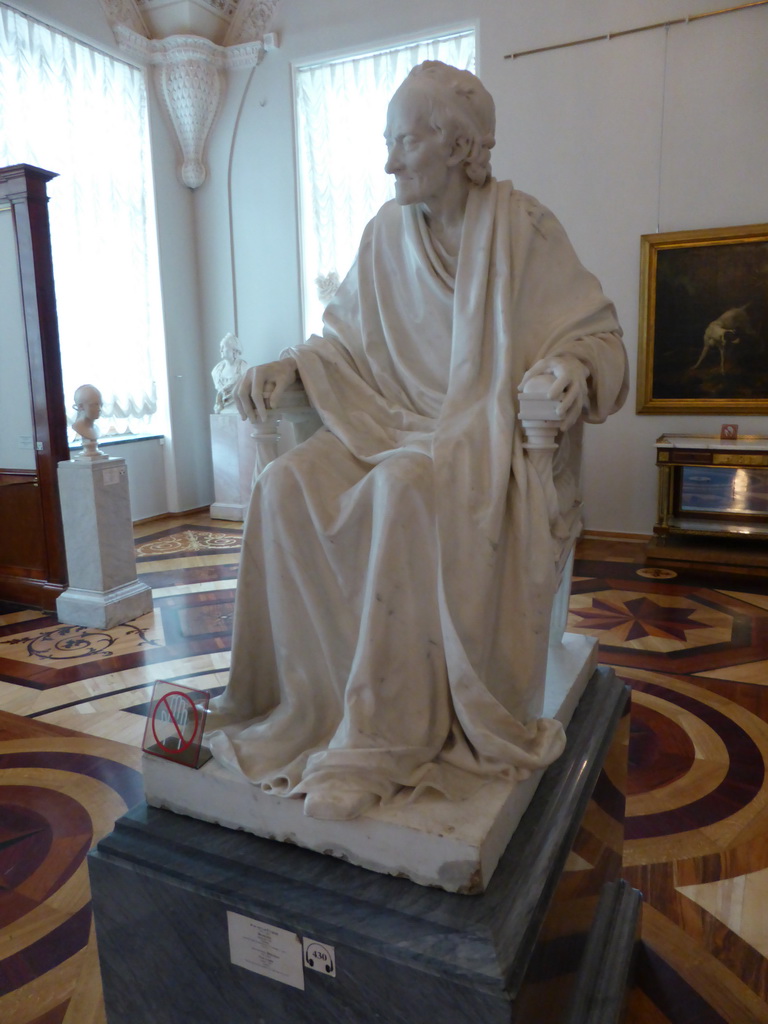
(227, 912), (305, 990)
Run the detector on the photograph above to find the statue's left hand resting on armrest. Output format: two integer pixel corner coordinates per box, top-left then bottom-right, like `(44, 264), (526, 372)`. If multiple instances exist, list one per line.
(206, 59), (629, 822)
(520, 353), (590, 432)
(236, 356), (299, 423)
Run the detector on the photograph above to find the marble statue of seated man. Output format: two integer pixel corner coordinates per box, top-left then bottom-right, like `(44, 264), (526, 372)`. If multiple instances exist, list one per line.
(206, 60), (629, 821)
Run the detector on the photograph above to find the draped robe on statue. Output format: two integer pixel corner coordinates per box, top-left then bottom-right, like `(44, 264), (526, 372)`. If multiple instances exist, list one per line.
(207, 179), (628, 806)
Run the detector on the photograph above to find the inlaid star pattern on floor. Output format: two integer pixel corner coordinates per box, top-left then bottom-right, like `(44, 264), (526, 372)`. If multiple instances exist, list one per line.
(568, 589), (735, 651)
(572, 594), (717, 643)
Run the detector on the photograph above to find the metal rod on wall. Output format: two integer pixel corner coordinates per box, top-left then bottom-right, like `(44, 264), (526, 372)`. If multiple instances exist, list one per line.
(504, 0), (768, 60)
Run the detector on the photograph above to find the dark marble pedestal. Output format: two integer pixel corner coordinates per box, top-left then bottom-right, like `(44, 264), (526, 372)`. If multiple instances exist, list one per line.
(89, 667), (640, 1024)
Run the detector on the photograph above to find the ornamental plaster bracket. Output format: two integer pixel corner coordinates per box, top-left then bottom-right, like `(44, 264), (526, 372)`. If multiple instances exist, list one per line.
(99, 0), (281, 189)
(117, 30), (266, 189)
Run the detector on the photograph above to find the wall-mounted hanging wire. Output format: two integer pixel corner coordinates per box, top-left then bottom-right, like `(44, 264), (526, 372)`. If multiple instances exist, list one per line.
(504, 1), (768, 60)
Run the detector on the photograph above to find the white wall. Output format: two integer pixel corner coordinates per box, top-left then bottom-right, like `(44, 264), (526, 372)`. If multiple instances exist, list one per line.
(149, 89), (214, 513)
(197, 0), (768, 537)
(18, 0), (115, 48)
(197, 58), (305, 367)
(69, 437), (168, 521)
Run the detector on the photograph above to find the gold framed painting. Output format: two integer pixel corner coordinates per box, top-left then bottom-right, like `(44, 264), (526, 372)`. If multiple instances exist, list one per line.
(637, 222), (768, 413)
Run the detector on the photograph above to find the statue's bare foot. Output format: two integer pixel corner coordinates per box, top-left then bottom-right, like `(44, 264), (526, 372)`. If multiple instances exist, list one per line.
(303, 786), (377, 820)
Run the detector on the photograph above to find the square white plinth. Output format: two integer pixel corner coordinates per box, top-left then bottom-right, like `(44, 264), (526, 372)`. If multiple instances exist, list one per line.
(210, 415), (260, 521)
(56, 578), (152, 630)
(56, 456), (152, 628)
(143, 633), (598, 893)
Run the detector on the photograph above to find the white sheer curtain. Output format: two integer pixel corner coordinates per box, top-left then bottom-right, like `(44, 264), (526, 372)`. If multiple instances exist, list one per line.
(295, 30), (476, 338)
(0, 4), (164, 437)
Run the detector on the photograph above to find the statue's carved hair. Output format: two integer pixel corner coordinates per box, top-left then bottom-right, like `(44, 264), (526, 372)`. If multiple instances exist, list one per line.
(405, 61), (496, 186)
(220, 332), (242, 356)
(73, 384), (101, 410)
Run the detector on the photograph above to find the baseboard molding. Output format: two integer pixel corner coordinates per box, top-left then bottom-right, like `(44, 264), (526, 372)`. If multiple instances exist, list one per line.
(134, 506), (216, 525)
(580, 530), (652, 543)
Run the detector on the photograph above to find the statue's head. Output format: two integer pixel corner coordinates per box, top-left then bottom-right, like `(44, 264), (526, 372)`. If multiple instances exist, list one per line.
(220, 332), (242, 362)
(387, 61), (496, 191)
(73, 384), (103, 420)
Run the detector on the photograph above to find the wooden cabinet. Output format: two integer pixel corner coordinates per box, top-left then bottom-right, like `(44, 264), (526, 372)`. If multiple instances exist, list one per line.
(651, 434), (768, 565)
(0, 164), (69, 608)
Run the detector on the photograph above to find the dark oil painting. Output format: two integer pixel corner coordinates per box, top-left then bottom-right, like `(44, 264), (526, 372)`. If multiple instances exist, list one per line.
(651, 238), (768, 402)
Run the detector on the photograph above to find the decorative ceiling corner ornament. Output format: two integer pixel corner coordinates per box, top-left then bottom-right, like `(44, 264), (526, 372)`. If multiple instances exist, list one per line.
(223, 0), (280, 46)
(99, 0), (282, 189)
(99, 0), (150, 37)
(154, 36), (230, 189)
(119, 31), (248, 189)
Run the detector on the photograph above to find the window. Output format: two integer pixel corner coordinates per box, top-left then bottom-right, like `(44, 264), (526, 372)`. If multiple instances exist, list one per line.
(294, 28), (476, 338)
(0, 4), (165, 437)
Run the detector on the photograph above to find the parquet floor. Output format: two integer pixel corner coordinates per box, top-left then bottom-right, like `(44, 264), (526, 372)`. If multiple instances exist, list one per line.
(1, 512), (768, 1022)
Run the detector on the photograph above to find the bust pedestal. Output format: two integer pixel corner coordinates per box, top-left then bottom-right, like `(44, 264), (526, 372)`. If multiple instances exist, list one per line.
(55, 455), (152, 628)
(209, 414), (260, 521)
(210, 401), (322, 521)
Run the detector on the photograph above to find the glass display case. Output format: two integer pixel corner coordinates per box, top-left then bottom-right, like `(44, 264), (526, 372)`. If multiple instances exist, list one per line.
(654, 434), (768, 541)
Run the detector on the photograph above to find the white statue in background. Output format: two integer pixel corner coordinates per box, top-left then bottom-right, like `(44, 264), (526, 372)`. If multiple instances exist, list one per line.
(72, 384), (105, 458)
(211, 332), (247, 413)
(207, 62), (629, 821)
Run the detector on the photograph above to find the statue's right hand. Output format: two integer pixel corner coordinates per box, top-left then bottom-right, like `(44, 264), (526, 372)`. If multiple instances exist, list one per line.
(235, 357), (299, 423)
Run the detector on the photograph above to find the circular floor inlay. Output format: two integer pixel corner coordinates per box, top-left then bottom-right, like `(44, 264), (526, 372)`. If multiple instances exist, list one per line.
(628, 705), (696, 795)
(0, 785), (92, 927)
(624, 681), (767, 857)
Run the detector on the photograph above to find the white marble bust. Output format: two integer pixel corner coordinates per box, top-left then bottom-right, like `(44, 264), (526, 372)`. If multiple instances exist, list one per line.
(72, 384), (105, 457)
(211, 333), (247, 414)
(206, 61), (629, 822)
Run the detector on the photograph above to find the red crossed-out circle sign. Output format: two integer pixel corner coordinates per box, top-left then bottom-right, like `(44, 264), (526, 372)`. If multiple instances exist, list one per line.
(151, 690), (200, 754)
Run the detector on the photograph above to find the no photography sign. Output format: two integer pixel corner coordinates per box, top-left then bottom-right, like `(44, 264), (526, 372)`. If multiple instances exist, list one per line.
(142, 680), (211, 767)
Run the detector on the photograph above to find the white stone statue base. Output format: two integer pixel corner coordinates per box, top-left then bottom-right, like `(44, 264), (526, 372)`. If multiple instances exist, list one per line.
(209, 414), (260, 521)
(56, 579), (153, 630)
(210, 400), (323, 521)
(56, 456), (152, 629)
(143, 632), (597, 894)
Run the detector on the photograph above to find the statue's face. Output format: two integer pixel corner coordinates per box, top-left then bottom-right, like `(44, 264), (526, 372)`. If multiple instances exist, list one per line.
(384, 83), (455, 208)
(77, 387), (102, 420)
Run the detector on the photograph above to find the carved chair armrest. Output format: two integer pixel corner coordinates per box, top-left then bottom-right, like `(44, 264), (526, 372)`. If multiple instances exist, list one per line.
(518, 371), (582, 537)
(250, 381), (322, 483)
(266, 380), (314, 411)
(518, 374), (564, 521)
(518, 372), (563, 438)
(518, 373), (582, 643)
